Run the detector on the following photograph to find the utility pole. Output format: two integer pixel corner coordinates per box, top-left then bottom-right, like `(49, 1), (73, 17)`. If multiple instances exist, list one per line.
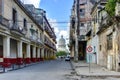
(74, 0), (79, 62)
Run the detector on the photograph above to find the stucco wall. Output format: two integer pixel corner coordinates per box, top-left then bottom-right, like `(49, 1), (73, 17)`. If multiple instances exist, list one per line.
(91, 35), (99, 64)
(3, 0), (43, 40)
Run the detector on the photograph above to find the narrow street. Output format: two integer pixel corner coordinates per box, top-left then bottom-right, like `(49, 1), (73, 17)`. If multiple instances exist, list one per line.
(0, 59), (75, 80)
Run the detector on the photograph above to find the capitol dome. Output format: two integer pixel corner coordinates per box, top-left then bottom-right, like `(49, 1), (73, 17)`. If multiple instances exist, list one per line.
(57, 35), (68, 52)
(58, 35), (66, 46)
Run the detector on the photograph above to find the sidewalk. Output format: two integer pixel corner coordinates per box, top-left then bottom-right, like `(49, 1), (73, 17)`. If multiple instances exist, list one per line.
(71, 61), (120, 77)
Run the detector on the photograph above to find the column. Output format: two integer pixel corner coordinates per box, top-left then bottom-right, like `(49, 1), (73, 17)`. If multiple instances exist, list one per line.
(3, 36), (10, 58)
(41, 48), (44, 61)
(47, 50), (49, 59)
(26, 44), (31, 64)
(32, 46), (36, 62)
(50, 51), (52, 59)
(17, 41), (23, 65)
(45, 49), (47, 60)
(17, 41), (22, 58)
(3, 36), (11, 67)
(37, 48), (40, 62)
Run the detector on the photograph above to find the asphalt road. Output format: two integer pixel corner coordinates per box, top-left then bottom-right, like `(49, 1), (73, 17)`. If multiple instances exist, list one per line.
(0, 59), (72, 80)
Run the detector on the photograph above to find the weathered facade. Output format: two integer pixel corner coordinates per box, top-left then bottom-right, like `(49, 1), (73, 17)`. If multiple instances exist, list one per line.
(69, 0), (120, 72)
(69, 0), (93, 61)
(0, 0), (56, 71)
(87, 0), (120, 71)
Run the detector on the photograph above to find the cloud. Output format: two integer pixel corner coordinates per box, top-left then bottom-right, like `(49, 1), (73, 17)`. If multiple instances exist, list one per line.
(21, 0), (41, 8)
(59, 30), (68, 38)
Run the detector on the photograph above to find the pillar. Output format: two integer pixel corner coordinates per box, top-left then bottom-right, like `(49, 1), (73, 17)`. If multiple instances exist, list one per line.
(25, 44), (31, 64)
(37, 48), (40, 61)
(17, 41), (22, 58)
(3, 36), (10, 58)
(3, 36), (11, 67)
(32, 46), (36, 62)
(17, 41), (23, 65)
(41, 48), (44, 61)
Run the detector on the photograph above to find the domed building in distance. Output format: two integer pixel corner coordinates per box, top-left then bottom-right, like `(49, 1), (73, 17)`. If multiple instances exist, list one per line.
(57, 35), (68, 53)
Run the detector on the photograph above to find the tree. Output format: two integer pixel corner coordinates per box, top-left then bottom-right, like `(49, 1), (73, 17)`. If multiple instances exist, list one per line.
(105, 0), (120, 17)
(56, 51), (67, 57)
(105, 0), (116, 17)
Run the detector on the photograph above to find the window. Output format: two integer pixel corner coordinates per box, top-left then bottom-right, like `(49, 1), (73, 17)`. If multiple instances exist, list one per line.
(80, 9), (85, 13)
(107, 33), (113, 50)
(80, 13), (85, 18)
(40, 32), (42, 40)
(12, 9), (17, 24)
(99, 45), (101, 51)
(23, 18), (27, 28)
(80, 23), (84, 27)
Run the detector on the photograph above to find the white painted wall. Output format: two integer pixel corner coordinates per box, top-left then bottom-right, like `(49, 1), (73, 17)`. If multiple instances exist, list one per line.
(86, 35), (99, 63)
(91, 35), (99, 64)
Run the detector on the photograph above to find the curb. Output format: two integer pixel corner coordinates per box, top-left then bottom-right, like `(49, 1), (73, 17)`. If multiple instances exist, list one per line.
(70, 61), (120, 78)
(80, 74), (120, 78)
(70, 60), (79, 76)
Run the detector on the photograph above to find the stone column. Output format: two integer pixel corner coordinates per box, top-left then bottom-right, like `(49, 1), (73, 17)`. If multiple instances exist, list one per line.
(26, 44), (31, 64)
(3, 36), (11, 67)
(41, 48), (44, 61)
(17, 41), (22, 58)
(37, 48), (40, 61)
(32, 46), (36, 62)
(3, 36), (10, 58)
(17, 41), (23, 65)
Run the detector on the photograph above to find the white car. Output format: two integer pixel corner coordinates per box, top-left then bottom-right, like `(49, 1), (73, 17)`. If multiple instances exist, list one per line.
(65, 56), (70, 61)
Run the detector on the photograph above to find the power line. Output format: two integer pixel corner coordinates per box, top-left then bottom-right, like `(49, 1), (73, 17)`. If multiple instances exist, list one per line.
(8, 19), (71, 24)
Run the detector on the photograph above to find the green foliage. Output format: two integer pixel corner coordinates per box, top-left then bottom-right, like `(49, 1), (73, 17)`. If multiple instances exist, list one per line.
(56, 51), (67, 57)
(105, 0), (116, 17)
(117, 0), (120, 2)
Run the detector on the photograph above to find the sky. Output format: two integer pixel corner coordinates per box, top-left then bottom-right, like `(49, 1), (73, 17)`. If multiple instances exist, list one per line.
(22, 0), (73, 47)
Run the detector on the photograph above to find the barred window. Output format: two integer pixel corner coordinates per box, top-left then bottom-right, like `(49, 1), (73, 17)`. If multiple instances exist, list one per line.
(107, 33), (113, 50)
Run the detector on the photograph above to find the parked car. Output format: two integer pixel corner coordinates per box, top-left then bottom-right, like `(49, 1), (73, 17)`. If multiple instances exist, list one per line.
(65, 56), (70, 61)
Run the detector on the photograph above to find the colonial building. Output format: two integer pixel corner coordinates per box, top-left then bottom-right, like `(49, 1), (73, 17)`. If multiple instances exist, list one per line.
(0, 0), (56, 71)
(58, 35), (68, 52)
(86, 0), (120, 71)
(69, 0), (93, 61)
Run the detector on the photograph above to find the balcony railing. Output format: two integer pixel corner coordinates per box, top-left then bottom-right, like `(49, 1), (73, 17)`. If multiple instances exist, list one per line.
(98, 15), (113, 32)
(0, 15), (9, 29)
(9, 22), (27, 36)
(78, 35), (86, 41)
(37, 38), (43, 44)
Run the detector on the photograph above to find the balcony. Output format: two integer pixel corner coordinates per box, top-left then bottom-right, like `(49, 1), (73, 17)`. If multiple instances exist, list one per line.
(0, 15), (9, 30)
(71, 17), (75, 29)
(10, 23), (27, 36)
(44, 36), (52, 48)
(78, 35), (86, 41)
(45, 25), (51, 33)
(69, 35), (75, 46)
(97, 16), (113, 34)
(52, 44), (57, 51)
(30, 35), (37, 42)
(36, 38), (43, 45)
